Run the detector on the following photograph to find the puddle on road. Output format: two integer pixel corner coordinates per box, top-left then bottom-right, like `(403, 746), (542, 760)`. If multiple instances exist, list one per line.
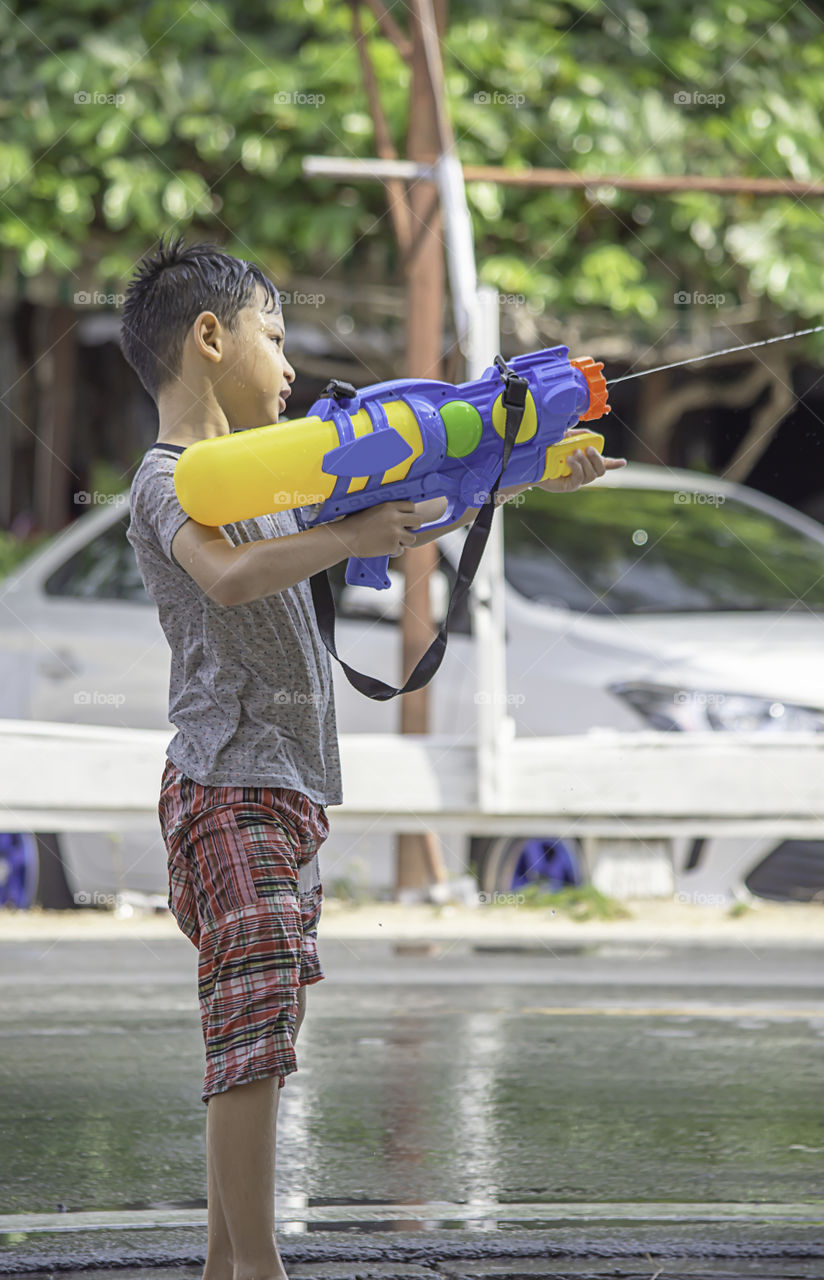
(0, 939), (821, 1234)
(1, 1000), (821, 1219)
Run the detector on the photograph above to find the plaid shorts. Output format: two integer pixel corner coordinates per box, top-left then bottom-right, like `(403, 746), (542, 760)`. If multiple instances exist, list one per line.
(157, 757), (330, 1104)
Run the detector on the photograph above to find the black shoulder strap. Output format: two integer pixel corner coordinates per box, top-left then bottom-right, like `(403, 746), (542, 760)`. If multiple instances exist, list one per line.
(309, 357), (527, 701)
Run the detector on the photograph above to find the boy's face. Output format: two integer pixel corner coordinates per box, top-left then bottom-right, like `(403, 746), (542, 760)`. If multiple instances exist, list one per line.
(219, 284), (295, 430)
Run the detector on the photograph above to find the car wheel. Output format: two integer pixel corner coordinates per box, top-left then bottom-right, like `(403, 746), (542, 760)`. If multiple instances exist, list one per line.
(468, 836), (495, 880)
(473, 836), (582, 895)
(0, 832), (39, 908)
(745, 840), (824, 902)
(33, 833), (77, 909)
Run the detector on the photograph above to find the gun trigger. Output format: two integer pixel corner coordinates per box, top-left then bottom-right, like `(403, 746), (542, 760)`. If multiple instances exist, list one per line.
(321, 428), (414, 478)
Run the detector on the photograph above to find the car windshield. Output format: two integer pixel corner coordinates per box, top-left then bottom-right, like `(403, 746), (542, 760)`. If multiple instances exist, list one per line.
(503, 485), (824, 615)
(44, 513), (150, 603)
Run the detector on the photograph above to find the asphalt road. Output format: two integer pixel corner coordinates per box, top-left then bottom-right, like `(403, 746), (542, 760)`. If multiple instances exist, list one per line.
(0, 924), (822, 1278)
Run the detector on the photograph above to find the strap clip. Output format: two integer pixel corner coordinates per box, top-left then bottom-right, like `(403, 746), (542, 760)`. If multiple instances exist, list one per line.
(321, 378), (357, 402)
(494, 354), (528, 410)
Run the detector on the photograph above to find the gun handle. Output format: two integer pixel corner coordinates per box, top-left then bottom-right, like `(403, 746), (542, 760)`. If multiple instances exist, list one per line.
(345, 555), (392, 591)
(342, 497), (467, 592)
(543, 431), (605, 480)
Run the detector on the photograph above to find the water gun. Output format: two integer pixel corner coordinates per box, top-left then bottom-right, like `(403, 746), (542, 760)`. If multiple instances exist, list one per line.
(173, 346), (610, 590)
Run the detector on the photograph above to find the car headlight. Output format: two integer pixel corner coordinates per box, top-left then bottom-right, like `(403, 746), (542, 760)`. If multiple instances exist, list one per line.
(610, 682), (824, 732)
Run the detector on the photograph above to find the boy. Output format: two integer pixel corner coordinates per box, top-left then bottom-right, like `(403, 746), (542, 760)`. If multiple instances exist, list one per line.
(123, 236), (623, 1280)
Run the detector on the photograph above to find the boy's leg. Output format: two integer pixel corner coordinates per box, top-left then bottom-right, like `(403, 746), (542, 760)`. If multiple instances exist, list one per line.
(203, 1098), (238, 1280)
(207, 1076), (287, 1280)
(173, 786), (325, 1280)
(204, 992), (305, 1280)
(294, 985), (307, 1041)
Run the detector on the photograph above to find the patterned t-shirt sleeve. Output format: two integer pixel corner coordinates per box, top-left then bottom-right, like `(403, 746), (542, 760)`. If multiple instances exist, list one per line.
(135, 463), (191, 567)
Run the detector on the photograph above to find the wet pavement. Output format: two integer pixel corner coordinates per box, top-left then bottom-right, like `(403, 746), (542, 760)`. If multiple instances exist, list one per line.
(0, 922), (822, 1278)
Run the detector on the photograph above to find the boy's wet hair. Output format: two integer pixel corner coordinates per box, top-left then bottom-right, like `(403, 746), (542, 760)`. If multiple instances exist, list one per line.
(120, 234), (280, 400)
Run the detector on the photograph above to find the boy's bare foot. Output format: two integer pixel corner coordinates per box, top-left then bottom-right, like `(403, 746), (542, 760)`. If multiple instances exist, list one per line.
(232, 1248), (289, 1280)
(232, 1270), (289, 1280)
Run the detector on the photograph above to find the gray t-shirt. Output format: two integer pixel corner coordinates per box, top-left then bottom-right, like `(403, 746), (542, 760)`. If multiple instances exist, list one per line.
(127, 443), (343, 806)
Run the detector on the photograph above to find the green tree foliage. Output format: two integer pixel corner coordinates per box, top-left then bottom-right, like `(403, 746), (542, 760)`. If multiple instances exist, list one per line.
(1, 0), (822, 352)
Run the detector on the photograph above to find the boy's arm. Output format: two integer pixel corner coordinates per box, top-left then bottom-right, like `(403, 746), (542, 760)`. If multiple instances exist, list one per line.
(171, 500), (424, 607)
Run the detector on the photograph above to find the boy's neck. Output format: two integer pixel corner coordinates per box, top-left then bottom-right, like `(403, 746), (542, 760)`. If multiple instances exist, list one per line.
(155, 423), (231, 448)
(155, 387), (233, 449)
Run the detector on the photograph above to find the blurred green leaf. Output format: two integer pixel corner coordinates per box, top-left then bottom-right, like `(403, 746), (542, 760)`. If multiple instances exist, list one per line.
(0, 0), (822, 360)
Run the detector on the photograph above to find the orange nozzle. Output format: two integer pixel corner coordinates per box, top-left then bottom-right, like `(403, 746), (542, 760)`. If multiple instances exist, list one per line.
(570, 356), (610, 422)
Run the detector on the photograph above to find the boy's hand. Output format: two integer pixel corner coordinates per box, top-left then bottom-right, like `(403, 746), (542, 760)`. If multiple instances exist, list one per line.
(335, 501), (422, 559)
(537, 427), (627, 494)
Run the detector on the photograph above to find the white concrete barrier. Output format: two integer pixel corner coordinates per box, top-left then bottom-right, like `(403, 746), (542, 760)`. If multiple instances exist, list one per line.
(1, 719), (824, 838)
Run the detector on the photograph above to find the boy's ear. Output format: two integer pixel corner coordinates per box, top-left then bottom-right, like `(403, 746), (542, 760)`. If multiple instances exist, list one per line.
(191, 310), (224, 366)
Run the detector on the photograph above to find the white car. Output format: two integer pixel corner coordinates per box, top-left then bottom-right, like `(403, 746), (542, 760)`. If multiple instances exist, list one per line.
(2, 464), (824, 905)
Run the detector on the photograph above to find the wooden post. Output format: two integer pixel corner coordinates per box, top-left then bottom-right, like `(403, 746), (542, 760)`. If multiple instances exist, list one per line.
(346, 0), (458, 893)
(0, 307), (17, 529)
(394, 0), (450, 895)
(32, 305), (77, 533)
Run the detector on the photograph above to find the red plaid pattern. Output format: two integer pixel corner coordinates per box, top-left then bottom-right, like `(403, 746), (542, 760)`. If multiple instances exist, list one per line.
(158, 757), (329, 1103)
